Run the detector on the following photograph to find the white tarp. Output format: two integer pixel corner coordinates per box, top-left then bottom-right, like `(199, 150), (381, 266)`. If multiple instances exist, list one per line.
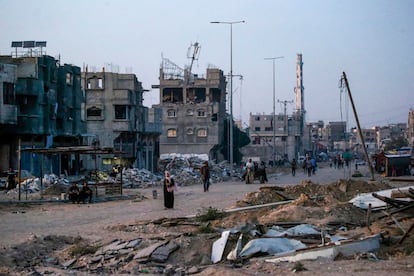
(349, 185), (414, 210)
(265, 224), (320, 237)
(239, 238), (307, 258)
(266, 234), (381, 263)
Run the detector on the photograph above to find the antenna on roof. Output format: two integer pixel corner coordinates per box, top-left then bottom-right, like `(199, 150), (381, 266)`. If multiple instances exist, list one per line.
(187, 42), (201, 76)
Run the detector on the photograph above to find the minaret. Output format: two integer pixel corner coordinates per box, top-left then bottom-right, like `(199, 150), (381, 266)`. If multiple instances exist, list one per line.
(294, 53), (305, 135)
(294, 53), (304, 114)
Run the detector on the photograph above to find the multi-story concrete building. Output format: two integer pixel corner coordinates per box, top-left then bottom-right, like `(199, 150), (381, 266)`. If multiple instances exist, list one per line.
(152, 58), (227, 162)
(0, 44), (86, 175)
(0, 63), (18, 170)
(352, 127), (377, 154)
(242, 112), (302, 164)
(82, 68), (151, 171)
(326, 121), (347, 151)
(142, 106), (162, 172)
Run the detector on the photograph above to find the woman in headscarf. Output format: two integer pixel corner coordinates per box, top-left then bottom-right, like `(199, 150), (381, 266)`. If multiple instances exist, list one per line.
(163, 171), (175, 209)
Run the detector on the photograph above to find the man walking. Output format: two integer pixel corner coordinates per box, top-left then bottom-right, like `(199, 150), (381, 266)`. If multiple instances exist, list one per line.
(291, 158), (297, 176)
(200, 161), (210, 192)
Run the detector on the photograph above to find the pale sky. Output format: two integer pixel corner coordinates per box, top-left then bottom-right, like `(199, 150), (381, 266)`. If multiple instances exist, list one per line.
(1, 0), (413, 129)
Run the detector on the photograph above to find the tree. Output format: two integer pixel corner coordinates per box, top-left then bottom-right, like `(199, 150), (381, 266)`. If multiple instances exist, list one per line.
(384, 136), (408, 151)
(220, 117), (251, 165)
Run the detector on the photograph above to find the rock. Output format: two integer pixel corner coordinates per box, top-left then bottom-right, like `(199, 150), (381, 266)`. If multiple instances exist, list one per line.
(150, 241), (180, 263)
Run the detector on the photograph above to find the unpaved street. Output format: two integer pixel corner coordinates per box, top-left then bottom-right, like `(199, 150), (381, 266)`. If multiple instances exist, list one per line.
(0, 164), (371, 248)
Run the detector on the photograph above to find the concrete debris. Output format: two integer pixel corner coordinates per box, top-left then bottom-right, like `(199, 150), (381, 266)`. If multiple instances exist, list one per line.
(239, 238), (307, 258)
(349, 185), (414, 210)
(266, 234), (381, 263)
(265, 224), (320, 238)
(158, 156), (232, 186)
(227, 233), (243, 261)
(133, 240), (168, 260)
(150, 240), (180, 262)
(211, 230), (230, 264)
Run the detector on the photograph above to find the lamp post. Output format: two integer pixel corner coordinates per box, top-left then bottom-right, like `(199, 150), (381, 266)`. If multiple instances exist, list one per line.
(211, 20), (245, 168)
(264, 56), (284, 166)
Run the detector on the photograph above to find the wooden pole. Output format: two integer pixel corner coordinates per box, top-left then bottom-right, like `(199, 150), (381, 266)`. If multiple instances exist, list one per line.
(342, 72), (375, 181)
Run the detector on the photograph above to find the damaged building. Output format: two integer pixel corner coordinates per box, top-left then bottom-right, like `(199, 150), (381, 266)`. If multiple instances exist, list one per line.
(0, 41), (86, 175)
(0, 41), (159, 177)
(152, 56), (227, 162)
(81, 67), (155, 171)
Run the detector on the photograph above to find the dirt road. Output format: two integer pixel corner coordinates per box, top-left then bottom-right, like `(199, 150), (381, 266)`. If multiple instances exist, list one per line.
(0, 164), (372, 248)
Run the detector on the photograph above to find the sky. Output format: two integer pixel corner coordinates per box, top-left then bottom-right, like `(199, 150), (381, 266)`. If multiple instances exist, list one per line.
(1, 0), (413, 129)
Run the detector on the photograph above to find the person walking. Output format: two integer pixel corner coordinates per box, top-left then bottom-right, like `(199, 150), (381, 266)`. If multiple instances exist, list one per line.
(7, 168), (16, 190)
(245, 158), (254, 184)
(306, 157), (313, 177)
(259, 161), (268, 183)
(291, 158), (297, 176)
(200, 161), (210, 192)
(163, 171), (175, 209)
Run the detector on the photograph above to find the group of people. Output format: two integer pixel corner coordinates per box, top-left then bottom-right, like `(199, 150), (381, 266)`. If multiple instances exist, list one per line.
(68, 181), (93, 204)
(303, 156), (317, 176)
(244, 159), (268, 184)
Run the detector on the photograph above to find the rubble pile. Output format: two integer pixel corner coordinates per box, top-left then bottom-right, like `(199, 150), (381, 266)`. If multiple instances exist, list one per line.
(118, 168), (162, 188)
(157, 156), (232, 186)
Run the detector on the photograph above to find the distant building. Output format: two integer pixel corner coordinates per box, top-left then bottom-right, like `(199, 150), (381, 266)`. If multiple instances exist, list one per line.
(377, 123), (407, 150)
(241, 112), (302, 164)
(326, 121), (347, 152)
(152, 58), (227, 162)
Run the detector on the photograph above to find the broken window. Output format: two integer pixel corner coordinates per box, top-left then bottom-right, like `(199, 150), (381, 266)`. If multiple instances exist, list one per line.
(167, 128), (177, 137)
(167, 109), (176, 117)
(210, 88), (221, 102)
(66, 72), (73, 85)
(194, 88), (206, 103)
(186, 90), (196, 104)
(3, 82), (15, 104)
(87, 106), (102, 117)
(114, 105), (128, 120)
(17, 96), (36, 114)
(197, 128), (207, 137)
(197, 109), (206, 117)
(162, 88), (183, 103)
(97, 78), (103, 89)
(86, 76), (104, 89)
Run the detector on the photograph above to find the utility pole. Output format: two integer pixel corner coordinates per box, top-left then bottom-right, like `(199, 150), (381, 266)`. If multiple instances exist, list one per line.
(264, 56), (284, 166)
(211, 20), (245, 169)
(278, 99), (293, 158)
(341, 72), (375, 181)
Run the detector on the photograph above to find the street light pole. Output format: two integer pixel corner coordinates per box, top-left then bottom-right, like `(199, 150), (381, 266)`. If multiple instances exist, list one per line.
(264, 56), (284, 166)
(211, 20), (245, 168)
